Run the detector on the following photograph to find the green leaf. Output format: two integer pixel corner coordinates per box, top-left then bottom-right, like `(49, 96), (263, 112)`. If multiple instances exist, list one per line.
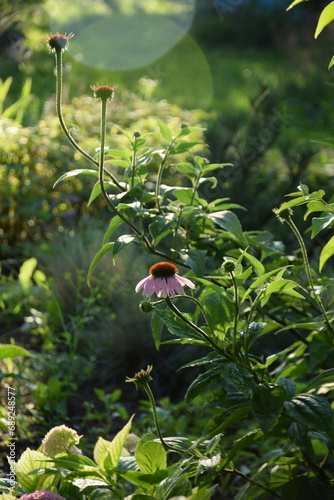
(185, 369), (224, 406)
(225, 430), (263, 465)
(135, 439), (167, 474)
(329, 55), (334, 69)
(202, 163), (233, 175)
(319, 235), (334, 272)
(242, 266), (290, 301)
(151, 310), (164, 350)
(222, 363), (253, 394)
(284, 394), (333, 431)
(15, 449), (55, 492)
(154, 308), (207, 345)
(156, 118), (173, 142)
(179, 249), (207, 277)
(94, 415), (134, 470)
(113, 235), (136, 263)
(175, 126), (204, 139)
(311, 213), (334, 238)
(87, 243), (114, 285)
(261, 278), (305, 304)
(0, 344), (32, 360)
(241, 251), (265, 276)
(149, 219), (173, 246)
(251, 384), (287, 433)
(53, 169), (98, 188)
(103, 216), (125, 244)
(315, 2), (334, 38)
(203, 292), (234, 337)
(306, 368), (334, 391)
(286, 0), (308, 11)
(208, 210), (247, 245)
(87, 181), (107, 206)
(171, 141), (200, 154)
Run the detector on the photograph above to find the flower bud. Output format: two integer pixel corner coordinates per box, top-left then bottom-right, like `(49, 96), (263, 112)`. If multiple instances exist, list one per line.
(221, 259), (237, 274)
(139, 300), (154, 314)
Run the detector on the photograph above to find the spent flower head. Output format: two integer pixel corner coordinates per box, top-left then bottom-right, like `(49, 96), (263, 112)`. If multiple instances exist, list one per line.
(91, 84), (117, 101)
(42, 424), (81, 457)
(135, 262), (195, 298)
(42, 33), (74, 53)
(126, 365), (153, 389)
(20, 491), (66, 500)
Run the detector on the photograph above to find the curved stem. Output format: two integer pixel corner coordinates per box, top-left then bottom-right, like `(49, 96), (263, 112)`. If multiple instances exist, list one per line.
(230, 271), (239, 362)
(164, 296), (231, 358)
(285, 213), (333, 339)
(142, 382), (173, 452)
(155, 141), (174, 211)
(55, 49), (124, 191)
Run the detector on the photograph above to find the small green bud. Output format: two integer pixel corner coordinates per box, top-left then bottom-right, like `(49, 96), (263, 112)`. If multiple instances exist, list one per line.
(139, 300), (154, 314)
(133, 130), (141, 138)
(222, 259), (237, 274)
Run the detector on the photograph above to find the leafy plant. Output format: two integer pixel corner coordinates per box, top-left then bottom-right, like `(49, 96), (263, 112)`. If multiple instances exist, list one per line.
(3, 23), (334, 500)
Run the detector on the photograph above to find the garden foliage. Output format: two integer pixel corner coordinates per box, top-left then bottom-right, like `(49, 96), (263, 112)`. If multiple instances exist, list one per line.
(1, 7), (334, 500)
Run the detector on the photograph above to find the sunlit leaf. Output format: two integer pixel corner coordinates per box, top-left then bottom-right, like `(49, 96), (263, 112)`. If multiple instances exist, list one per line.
(53, 169), (98, 188)
(315, 2), (334, 38)
(319, 235), (334, 271)
(286, 0), (308, 11)
(0, 344), (32, 360)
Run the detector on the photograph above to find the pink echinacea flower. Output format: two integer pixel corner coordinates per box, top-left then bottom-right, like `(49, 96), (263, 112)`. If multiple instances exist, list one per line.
(135, 262), (195, 298)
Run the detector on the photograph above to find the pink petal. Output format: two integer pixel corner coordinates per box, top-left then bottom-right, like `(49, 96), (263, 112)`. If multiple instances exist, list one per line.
(135, 275), (152, 293)
(175, 275), (196, 289)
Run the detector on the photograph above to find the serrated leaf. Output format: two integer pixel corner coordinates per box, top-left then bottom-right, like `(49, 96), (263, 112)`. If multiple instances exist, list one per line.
(284, 394), (333, 432)
(222, 363), (253, 394)
(251, 384), (287, 433)
(15, 449), (55, 492)
(203, 292), (234, 337)
(135, 440), (166, 474)
(87, 243), (114, 285)
(53, 169), (98, 188)
(185, 369), (223, 406)
(315, 2), (334, 38)
(319, 235), (334, 272)
(0, 344), (32, 360)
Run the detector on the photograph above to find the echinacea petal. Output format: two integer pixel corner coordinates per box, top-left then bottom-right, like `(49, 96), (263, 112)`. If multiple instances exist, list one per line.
(135, 275), (151, 293)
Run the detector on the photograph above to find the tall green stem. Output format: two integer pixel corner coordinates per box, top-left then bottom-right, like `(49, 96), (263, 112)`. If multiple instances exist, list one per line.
(285, 213), (333, 339)
(165, 296), (231, 358)
(54, 49), (124, 191)
(230, 271), (240, 362)
(142, 382), (170, 452)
